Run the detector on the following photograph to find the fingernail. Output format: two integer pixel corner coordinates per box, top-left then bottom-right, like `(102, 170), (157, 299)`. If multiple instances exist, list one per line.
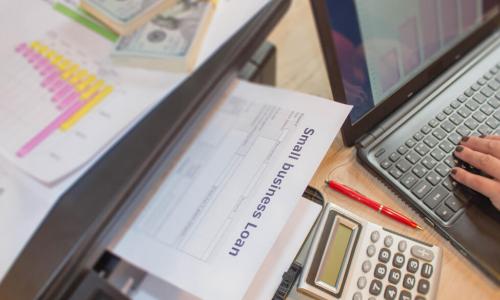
(479, 134), (487, 138)
(451, 168), (457, 175)
(455, 146), (464, 152)
(461, 136), (469, 142)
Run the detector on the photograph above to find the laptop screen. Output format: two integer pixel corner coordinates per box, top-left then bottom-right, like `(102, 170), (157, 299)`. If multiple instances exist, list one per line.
(324, 0), (500, 124)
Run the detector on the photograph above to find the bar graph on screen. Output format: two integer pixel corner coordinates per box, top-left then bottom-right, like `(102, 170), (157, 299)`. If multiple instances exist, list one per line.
(13, 41), (114, 158)
(355, 0), (484, 103)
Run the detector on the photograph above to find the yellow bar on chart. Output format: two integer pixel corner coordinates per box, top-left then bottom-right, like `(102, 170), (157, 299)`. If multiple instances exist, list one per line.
(60, 86), (113, 130)
(30, 41), (41, 51)
(44, 50), (57, 60)
(62, 64), (79, 80)
(37, 45), (49, 56)
(76, 75), (96, 92)
(57, 59), (72, 70)
(70, 69), (89, 85)
(81, 80), (104, 100)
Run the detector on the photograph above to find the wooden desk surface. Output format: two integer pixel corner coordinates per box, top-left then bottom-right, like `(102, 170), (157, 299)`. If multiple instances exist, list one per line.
(268, 1), (499, 299)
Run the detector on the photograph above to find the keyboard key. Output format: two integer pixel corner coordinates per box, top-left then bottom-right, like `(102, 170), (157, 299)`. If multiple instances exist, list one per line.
(464, 118), (479, 130)
(357, 276), (367, 289)
(363, 260), (372, 273)
(400, 173), (418, 189)
(464, 88), (474, 97)
(388, 269), (402, 284)
(457, 106), (472, 118)
(369, 279), (383, 296)
(407, 258), (419, 273)
(466, 100), (480, 111)
(396, 159), (412, 172)
(411, 245), (435, 261)
(432, 128), (447, 140)
(426, 171), (442, 186)
(428, 119), (439, 128)
(397, 145), (409, 155)
(423, 135), (438, 148)
(400, 290), (412, 300)
(380, 160), (392, 169)
(371, 231), (380, 242)
(405, 151), (420, 164)
(412, 180), (432, 199)
(405, 139), (416, 148)
(480, 104), (494, 115)
(367, 245), (376, 257)
(436, 112), (447, 121)
(418, 279), (430, 295)
(374, 263), (387, 279)
(477, 77), (487, 86)
(435, 163), (451, 177)
(389, 167), (403, 179)
(457, 95), (468, 103)
(440, 120), (455, 132)
(421, 263), (434, 278)
(442, 176), (457, 191)
(488, 98), (500, 109)
(415, 143), (430, 156)
(430, 148), (446, 161)
(421, 156), (437, 169)
(435, 203), (454, 221)
(489, 80), (500, 91)
(471, 83), (481, 91)
(398, 241), (407, 252)
(472, 110), (487, 122)
(478, 124), (492, 135)
(384, 285), (398, 300)
(480, 86), (494, 97)
(424, 186), (448, 209)
(421, 125), (432, 134)
(389, 152), (400, 162)
(439, 140), (454, 153)
(444, 156), (456, 168)
(447, 132), (461, 144)
(413, 131), (424, 141)
(456, 125), (471, 137)
(384, 235), (393, 247)
(412, 164), (428, 178)
(473, 93), (487, 104)
(449, 113), (464, 125)
(445, 195), (465, 212)
(393, 253), (405, 268)
(379, 248), (391, 263)
(450, 100), (461, 108)
(403, 274), (416, 290)
(486, 117), (500, 129)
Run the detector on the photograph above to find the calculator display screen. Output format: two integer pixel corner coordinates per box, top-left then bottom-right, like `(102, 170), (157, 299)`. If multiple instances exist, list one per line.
(317, 223), (353, 287)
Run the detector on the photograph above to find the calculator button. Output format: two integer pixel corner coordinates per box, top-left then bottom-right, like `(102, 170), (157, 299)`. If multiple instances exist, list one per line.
(393, 253), (405, 268)
(384, 235), (394, 247)
(411, 245), (435, 262)
(417, 279), (430, 295)
(362, 260), (372, 273)
(374, 263), (387, 279)
(357, 276), (367, 289)
(403, 274), (416, 289)
(407, 258), (419, 273)
(369, 279), (383, 296)
(388, 268), (401, 284)
(398, 241), (407, 252)
(421, 263), (434, 278)
(367, 245), (376, 257)
(371, 231), (380, 243)
(399, 290), (412, 300)
(379, 248), (391, 263)
(384, 285), (398, 300)
(353, 292), (362, 300)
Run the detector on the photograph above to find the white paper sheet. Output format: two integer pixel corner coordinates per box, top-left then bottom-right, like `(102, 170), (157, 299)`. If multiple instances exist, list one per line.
(113, 81), (351, 300)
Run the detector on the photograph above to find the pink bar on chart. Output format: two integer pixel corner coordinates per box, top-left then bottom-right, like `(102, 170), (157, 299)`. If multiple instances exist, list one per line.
(16, 100), (85, 158)
(378, 48), (400, 92)
(52, 83), (74, 103)
(15, 43), (28, 54)
(30, 53), (45, 65)
(399, 17), (421, 75)
(48, 78), (66, 92)
(35, 57), (50, 70)
(57, 91), (80, 110)
(460, 0), (477, 31)
(40, 63), (56, 76)
(41, 70), (60, 88)
(26, 49), (39, 63)
(441, 0), (459, 44)
(419, 0), (440, 59)
(22, 47), (34, 58)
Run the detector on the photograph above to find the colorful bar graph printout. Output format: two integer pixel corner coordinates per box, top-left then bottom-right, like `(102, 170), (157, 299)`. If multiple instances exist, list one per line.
(13, 41), (114, 158)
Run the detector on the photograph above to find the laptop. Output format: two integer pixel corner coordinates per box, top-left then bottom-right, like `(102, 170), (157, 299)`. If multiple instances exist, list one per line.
(311, 0), (500, 284)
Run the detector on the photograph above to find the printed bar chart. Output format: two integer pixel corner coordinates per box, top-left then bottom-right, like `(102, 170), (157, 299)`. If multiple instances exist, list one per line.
(13, 41), (113, 158)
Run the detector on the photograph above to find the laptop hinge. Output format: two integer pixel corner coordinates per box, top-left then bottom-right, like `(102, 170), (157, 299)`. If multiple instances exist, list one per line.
(357, 127), (384, 148)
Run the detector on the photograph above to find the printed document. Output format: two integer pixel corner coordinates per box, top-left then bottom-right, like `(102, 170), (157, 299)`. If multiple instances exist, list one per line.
(113, 81), (351, 299)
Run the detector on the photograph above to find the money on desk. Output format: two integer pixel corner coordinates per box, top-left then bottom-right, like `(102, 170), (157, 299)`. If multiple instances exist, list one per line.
(111, 0), (215, 72)
(80, 0), (177, 35)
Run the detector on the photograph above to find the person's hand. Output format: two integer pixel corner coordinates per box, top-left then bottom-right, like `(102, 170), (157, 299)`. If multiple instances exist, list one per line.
(451, 135), (500, 210)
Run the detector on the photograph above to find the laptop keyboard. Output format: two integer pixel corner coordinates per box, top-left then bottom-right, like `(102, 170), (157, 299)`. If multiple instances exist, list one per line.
(379, 62), (500, 223)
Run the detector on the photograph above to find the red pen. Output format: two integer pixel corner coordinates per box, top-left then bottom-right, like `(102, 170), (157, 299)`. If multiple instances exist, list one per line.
(325, 180), (423, 230)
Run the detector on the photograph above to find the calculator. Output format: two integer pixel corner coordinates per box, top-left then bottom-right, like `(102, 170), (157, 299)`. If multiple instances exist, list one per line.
(297, 202), (442, 300)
